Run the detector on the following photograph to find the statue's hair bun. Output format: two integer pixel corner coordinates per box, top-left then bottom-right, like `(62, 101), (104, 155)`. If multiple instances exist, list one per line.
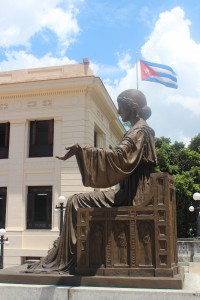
(139, 105), (152, 120)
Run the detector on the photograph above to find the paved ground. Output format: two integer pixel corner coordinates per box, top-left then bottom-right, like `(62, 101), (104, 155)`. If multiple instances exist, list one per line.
(183, 262), (200, 291)
(0, 262), (200, 300)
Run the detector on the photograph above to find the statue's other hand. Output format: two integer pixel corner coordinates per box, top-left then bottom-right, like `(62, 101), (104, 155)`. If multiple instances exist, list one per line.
(56, 144), (79, 161)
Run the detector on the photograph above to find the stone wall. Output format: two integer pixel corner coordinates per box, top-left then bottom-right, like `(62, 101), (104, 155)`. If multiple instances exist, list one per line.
(178, 239), (200, 262)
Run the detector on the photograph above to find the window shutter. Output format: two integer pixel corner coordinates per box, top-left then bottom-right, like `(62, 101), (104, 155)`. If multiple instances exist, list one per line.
(31, 121), (37, 145)
(48, 119), (54, 145)
(46, 190), (52, 229)
(27, 189), (35, 229)
(0, 188), (7, 228)
(94, 130), (97, 147)
(4, 123), (10, 148)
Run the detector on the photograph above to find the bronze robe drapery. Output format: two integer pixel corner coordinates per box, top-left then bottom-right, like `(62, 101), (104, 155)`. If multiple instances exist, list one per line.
(27, 118), (157, 273)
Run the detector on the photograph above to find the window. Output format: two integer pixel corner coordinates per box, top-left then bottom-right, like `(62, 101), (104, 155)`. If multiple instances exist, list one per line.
(29, 120), (54, 157)
(22, 257), (41, 264)
(26, 186), (52, 229)
(94, 126), (105, 148)
(94, 130), (98, 147)
(0, 123), (10, 159)
(0, 187), (7, 228)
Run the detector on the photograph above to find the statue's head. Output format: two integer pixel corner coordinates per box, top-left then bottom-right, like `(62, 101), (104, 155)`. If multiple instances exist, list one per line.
(117, 89), (151, 121)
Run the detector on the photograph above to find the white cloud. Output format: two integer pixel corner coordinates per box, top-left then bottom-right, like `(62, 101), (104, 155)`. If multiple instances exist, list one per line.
(117, 52), (132, 71)
(165, 93), (200, 116)
(141, 7), (196, 63)
(40, 6), (80, 51)
(0, 51), (76, 71)
(0, 0), (81, 49)
(140, 6), (200, 116)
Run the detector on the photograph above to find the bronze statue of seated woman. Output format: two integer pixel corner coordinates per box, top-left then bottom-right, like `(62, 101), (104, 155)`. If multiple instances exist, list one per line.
(27, 89), (157, 274)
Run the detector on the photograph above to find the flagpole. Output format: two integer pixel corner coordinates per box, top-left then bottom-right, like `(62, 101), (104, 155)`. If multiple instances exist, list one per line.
(136, 52), (139, 90)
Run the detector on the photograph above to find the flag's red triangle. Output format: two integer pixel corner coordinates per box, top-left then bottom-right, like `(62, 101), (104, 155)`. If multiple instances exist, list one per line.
(140, 60), (158, 80)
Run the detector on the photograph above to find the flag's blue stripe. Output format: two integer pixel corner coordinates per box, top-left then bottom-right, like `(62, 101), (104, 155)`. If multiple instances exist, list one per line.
(145, 77), (178, 88)
(141, 59), (177, 75)
(151, 66), (176, 77)
(151, 74), (177, 85)
(148, 75), (177, 85)
(144, 77), (178, 89)
(156, 71), (177, 83)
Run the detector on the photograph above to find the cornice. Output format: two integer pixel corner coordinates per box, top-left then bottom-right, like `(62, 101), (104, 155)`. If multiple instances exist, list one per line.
(0, 87), (88, 100)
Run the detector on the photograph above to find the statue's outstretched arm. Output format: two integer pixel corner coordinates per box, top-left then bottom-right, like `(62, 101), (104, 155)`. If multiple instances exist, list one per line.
(56, 144), (79, 161)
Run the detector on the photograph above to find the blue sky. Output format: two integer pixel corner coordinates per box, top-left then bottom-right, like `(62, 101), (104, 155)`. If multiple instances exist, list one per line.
(0, 0), (200, 144)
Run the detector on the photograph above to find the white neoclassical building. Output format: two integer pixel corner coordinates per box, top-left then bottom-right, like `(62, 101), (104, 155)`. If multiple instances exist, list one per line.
(0, 59), (124, 268)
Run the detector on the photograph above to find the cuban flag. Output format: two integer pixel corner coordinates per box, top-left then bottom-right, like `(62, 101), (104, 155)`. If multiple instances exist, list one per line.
(140, 59), (178, 89)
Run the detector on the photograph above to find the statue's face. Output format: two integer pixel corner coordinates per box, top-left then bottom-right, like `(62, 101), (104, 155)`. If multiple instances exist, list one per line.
(118, 102), (131, 122)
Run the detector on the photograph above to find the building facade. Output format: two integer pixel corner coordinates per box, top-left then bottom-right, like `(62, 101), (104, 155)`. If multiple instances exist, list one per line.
(0, 59), (124, 267)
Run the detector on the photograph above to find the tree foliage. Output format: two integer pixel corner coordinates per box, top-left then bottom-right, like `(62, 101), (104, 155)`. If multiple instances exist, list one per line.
(188, 133), (200, 153)
(155, 134), (200, 237)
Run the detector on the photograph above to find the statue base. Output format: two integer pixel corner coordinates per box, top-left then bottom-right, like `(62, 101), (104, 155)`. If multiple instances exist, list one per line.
(0, 265), (184, 289)
(76, 173), (180, 279)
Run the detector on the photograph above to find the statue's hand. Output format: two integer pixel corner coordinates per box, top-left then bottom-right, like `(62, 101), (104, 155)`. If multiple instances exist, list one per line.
(56, 144), (79, 160)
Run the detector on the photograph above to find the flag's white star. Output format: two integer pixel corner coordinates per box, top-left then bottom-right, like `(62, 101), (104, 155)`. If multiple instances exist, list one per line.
(144, 67), (150, 74)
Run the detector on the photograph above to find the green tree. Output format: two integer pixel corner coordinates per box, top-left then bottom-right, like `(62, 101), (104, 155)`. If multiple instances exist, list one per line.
(188, 133), (200, 153)
(155, 135), (200, 237)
